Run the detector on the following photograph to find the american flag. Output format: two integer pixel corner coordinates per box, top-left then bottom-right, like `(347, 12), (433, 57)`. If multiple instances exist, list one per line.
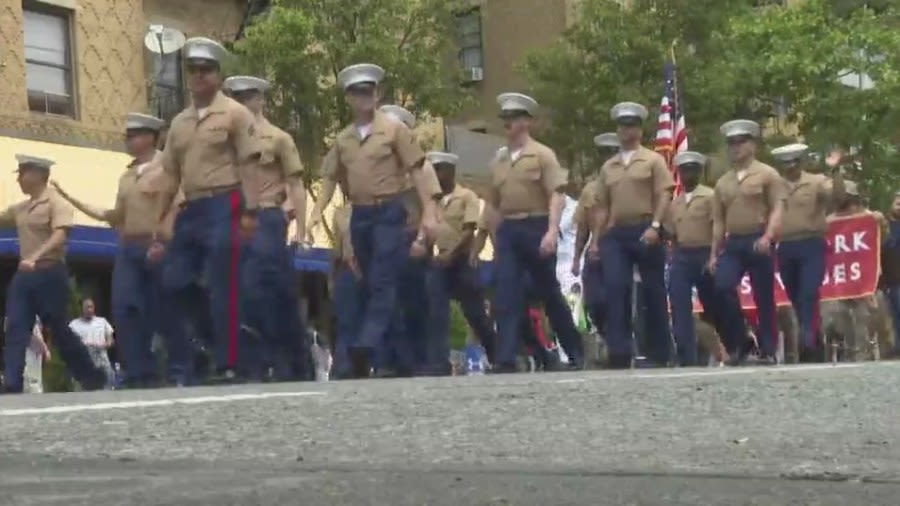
(654, 61), (688, 196)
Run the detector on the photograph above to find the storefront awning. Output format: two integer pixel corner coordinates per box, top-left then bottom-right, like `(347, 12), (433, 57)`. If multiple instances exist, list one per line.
(0, 225), (332, 272)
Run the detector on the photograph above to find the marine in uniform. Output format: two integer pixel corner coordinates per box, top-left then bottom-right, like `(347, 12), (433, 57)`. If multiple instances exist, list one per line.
(665, 151), (744, 366)
(572, 132), (618, 337)
(223, 75), (313, 381)
(52, 113), (188, 387)
(488, 92), (583, 372)
(148, 37), (262, 381)
(771, 143), (845, 361)
(330, 179), (363, 379)
(374, 104), (441, 376)
(0, 156), (107, 394)
(308, 64), (439, 376)
(710, 120), (786, 364)
(591, 102), (674, 368)
(424, 151), (498, 375)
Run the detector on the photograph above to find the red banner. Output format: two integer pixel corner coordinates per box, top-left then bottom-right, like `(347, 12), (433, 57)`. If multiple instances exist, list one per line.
(692, 213), (881, 312)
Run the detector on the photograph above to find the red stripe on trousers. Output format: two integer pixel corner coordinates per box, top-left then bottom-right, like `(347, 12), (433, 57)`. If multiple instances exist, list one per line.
(226, 190), (241, 367)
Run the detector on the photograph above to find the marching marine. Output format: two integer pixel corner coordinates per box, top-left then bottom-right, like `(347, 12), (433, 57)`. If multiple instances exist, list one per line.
(52, 113), (188, 387)
(771, 143), (844, 361)
(665, 151), (744, 365)
(572, 132), (619, 337)
(710, 120), (786, 364)
(308, 64), (439, 376)
(148, 37), (262, 381)
(487, 92), (583, 372)
(591, 102), (674, 368)
(0, 156), (107, 394)
(223, 75), (314, 381)
(425, 151), (498, 374)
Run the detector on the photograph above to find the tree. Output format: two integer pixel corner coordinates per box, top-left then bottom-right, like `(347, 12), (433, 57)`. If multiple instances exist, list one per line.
(521, 0), (758, 181)
(713, 0), (900, 205)
(523, 0), (900, 201)
(229, 0), (471, 236)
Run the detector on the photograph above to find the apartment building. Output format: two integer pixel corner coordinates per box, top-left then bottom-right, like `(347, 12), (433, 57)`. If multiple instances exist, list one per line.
(0, 0), (250, 219)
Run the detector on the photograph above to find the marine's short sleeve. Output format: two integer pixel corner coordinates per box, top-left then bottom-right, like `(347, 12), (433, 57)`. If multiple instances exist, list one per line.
(279, 132), (304, 179)
(321, 145), (339, 181)
(590, 172), (609, 210)
(765, 168), (788, 209)
(573, 186), (594, 228)
(392, 124), (426, 173)
(110, 176), (128, 225)
(159, 127), (181, 180)
(421, 161), (442, 198)
(651, 153), (676, 195)
(712, 183), (725, 229)
(463, 191), (481, 226)
(538, 147), (567, 196)
(231, 107), (261, 163)
(50, 195), (75, 229)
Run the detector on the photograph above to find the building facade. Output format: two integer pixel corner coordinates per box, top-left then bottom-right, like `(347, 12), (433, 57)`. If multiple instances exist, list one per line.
(449, 0), (579, 136)
(0, 0), (248, 225)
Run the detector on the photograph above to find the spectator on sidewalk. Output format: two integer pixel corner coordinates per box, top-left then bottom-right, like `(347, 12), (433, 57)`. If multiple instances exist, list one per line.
(3, 316), (49, 393)
(68, 298), (115, 386)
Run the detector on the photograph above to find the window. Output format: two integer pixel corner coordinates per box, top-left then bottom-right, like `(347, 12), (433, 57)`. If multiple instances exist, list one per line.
(23, 6), (75, 116)
(149, 51), (185, 122)
(456, 9), (483, 72)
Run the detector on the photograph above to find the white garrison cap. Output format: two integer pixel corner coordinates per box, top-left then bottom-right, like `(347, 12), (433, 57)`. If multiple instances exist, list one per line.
(610, 102), (649, 123)
(125, 112), (164, 132)
(223, 75), (270, 93)
(338, 63), (385, 90)
(15, 154), (55, 171)
(379, 104), (415, 129)
(426, 151), (459, 166)
(771, 143), (809, 162)
(720, 119), (760, 139)
(673, 151), (707, 167)
(497, 92), (538, 117)
(183, 37), (227, 64)
(593, 133), (619, 148)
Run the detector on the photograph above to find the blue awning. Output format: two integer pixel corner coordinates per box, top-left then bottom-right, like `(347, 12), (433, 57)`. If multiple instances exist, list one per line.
(0, 225), (334, 273)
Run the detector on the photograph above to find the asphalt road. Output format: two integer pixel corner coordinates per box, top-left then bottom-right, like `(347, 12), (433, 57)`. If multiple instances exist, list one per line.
(2, 363), (900, 505)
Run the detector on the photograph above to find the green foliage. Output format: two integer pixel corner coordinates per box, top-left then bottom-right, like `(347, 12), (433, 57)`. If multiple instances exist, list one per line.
(42, 277), (82, 392)
(448, 300), (468, 351)
(230, 0), (472, 189)
(523, 0), (900, 206)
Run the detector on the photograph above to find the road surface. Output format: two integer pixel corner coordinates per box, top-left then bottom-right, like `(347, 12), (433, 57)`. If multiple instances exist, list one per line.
(2, 363), (900, 505)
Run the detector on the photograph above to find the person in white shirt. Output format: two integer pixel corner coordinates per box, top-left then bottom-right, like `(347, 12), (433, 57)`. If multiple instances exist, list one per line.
(68, 298), (115, 385)
(4, 316), (49, 393)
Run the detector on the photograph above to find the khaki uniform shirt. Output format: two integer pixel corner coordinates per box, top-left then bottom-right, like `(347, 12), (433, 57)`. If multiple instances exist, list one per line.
(325, 111), (425, 205)
(435, 184), (481, 253)
(401, 161), (442, 230)
(713, 160), (786, 235)
(159, 91), (260, 201)
(781, 171), (833, 239)
(591, 146), (674, 226)
(488, 139), (567, 217)
(256, 117), (304, 208)
(573, 180), (598, 232)
(0, 187), (73, 262)
(331, 204), (354, 261)
(111, 151), (183, 239)
(665, 185), (715, 248)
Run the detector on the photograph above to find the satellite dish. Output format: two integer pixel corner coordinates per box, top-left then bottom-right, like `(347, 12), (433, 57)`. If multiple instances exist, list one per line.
(143, 25), (186, 55)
